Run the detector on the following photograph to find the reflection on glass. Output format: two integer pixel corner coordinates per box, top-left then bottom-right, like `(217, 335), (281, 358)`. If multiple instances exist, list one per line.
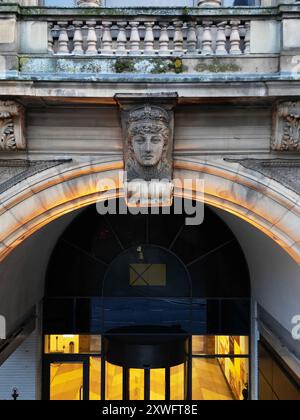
(192, 358), (233, 400)
(44, 335), (101, 354)
(150, 369), (165, 400)
(192, 357), (249, 400)
(130, 369), (144, 400)
(90, 357), (101, 400)
(217, 357), (249, 400)
(192, 336), (249, 355)
(170, 364), (184, 400)
(192, 336), (216, 355)
(50, 362), (83, 400)
(105, 362), (123, 400)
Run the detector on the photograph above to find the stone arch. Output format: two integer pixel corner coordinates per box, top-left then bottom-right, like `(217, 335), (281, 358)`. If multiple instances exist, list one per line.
(0, 157), (299, 264)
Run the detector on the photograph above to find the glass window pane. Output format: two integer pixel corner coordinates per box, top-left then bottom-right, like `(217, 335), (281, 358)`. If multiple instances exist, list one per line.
(150, 369), (165, 400)
(192, 357), (249, 400)
(170, 364), (184, 400)
(50, 362), (83, 400)
(130, 369), (144, 400)
(43, 299), (74, 333)
(105, 362), (122, 400)
(44, 335), (101, 354)
(90, 357), (101, 400)
(192, 336), (216, 355)
(192, 336), (249, 356)
(217, 357), (249, 400)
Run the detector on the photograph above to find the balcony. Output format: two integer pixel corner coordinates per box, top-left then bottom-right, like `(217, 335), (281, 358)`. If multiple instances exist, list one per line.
(0, 4), (299, 81)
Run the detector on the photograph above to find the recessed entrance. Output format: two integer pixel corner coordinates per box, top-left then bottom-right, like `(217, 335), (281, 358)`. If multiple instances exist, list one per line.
(43, 201), (251, 400)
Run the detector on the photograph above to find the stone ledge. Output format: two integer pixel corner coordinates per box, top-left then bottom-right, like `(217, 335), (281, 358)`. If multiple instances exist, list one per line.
(0, 159), (71, 194)
(225, 158), (300, 195)
(17, 55), (280, 76)
(0, 6), (283, 18)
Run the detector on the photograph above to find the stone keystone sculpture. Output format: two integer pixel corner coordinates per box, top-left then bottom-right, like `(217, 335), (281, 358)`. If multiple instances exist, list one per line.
(124, 104), (172, 182)
(116, 94), (177, 207)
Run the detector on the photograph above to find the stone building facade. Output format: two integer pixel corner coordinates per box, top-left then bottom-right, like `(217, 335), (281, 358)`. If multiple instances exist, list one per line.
(0, 0), (300, 400)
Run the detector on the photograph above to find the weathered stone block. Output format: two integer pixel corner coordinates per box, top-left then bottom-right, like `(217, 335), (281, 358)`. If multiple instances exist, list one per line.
(0, 55), (18, 74)
(250, 20), (281, 54)
(280, 54), (300, 74)
(20, 21), (48, 54)
(283, 19), (300, 50)
(0, 18), (17, 52)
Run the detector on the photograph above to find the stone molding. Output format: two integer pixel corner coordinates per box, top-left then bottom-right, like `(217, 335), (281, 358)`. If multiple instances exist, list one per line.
(0, 101), (26, 152)
(226, 158), (300, 195)
(77, 0), (102, 6)
(272, 101), (300, 152)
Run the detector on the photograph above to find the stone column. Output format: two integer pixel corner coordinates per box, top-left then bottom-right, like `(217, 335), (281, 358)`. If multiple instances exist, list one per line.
(197, 0), (222, 6)
(77, 0), (102, 6)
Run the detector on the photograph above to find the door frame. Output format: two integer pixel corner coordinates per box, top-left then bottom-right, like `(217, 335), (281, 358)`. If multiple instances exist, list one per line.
(43, 354), (97, 400)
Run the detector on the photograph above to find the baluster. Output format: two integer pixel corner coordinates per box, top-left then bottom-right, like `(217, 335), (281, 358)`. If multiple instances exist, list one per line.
(116, 21), (128, 55)
(244, 21), (251, 54)
(144, 22), (155, 55)
(48, 22), (54, 54)
(201, 21), (213, 55)
(230, 20), (242, 54)
(101, 21), (113, 55)
(173, 21), (184, 53)
(86, 20), (97, 55)
(57, 21), (69, 54)
(187, 21), (197, 53)
(129, 22), (141, 55)
(216, 21), (227, 55)
(158, 22), (170, 55)
(73, 21), (84, 54)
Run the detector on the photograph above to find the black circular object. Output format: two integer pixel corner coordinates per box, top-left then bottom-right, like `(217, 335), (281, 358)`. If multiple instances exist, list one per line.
(104, 326), (189, 369)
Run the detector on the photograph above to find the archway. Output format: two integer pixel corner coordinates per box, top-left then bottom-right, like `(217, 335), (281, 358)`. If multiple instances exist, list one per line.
(0, 157), (299, 264)
(43, 201), (250, 400)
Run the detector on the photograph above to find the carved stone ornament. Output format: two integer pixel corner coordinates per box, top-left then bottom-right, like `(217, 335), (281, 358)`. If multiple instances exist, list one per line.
(272, 102), (300, 152)
(116, 94), (177, 207)
(0, 101), (26, 152)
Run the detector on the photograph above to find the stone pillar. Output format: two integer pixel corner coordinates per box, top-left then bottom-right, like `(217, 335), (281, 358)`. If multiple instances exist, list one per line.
(77, 0), (101, 6)
(197, 0), (222, 7)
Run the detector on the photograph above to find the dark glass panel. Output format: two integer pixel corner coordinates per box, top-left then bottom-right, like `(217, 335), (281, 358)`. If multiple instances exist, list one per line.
(106, 209), (147, 249)
(148, 202), (186, 248)
(172, 208), (234, 265)
(221, 300), (250, 335)
(43, 299), (74, 333)
(46, 240), (107, 297)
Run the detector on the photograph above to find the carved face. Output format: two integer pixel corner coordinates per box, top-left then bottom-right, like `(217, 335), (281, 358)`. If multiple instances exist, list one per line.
(131, 127), (165, 167)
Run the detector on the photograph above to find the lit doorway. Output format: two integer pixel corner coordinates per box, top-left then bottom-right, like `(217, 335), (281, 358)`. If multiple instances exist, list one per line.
(43, 203), (251, 400)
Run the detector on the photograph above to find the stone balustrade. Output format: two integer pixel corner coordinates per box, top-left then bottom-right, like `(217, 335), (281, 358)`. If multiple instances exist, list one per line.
(48, 19), (250, 56)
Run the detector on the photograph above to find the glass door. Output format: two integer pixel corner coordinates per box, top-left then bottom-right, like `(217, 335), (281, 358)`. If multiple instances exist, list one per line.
(50, 362), (84, 400)
(44, 356), (92, 400)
